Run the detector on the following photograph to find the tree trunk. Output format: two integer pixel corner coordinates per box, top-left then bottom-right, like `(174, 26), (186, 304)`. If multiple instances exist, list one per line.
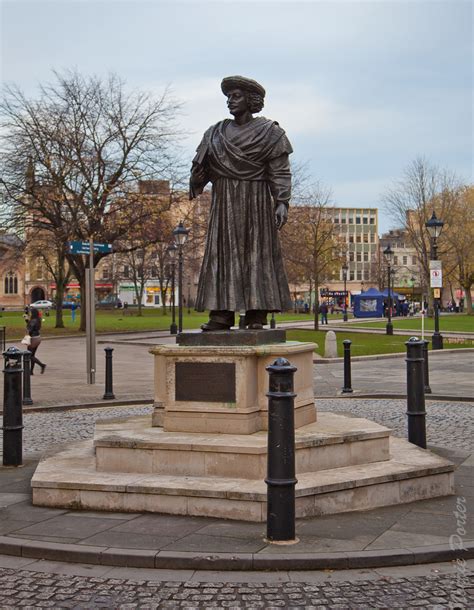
(54, 288), (65, 329)
(464, 285), (473, 315)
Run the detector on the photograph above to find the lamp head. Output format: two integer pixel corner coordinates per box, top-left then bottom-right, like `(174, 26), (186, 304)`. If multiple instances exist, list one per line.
(425, 211), (444, 240)
(383, 244), (394, 264)
(173, 221), (189, 247)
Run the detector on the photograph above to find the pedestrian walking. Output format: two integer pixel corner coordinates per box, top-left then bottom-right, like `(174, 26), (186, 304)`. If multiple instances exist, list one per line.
(71, 300), (77, 323)
(25, 308), (46, 375)
(320, 301), (329, 324)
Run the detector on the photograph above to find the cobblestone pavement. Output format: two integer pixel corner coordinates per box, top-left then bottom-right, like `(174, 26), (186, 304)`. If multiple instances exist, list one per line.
(0, 563), (473, 608)
(318, 399), (474, 452)
(0, 399), (470, 457)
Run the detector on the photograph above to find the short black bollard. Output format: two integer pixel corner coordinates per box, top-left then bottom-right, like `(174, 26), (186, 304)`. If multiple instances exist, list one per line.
(423, 340), (432, 394)
(22, 351), (33, 406)
(405, 337), (427, 449)
(2, 347), (24, 466)
(103, 347), (115, 400)
(270, 312), (276, 329)
(265, 357), (298, 542)
(342, 339), (353, 394)
(238, 313), (246, 330)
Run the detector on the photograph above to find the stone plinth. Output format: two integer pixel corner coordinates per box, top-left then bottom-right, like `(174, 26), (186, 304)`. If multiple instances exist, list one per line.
(32, 413), (455, 522)
(149, 341), (317, 435)
(177, 329), (286, 346)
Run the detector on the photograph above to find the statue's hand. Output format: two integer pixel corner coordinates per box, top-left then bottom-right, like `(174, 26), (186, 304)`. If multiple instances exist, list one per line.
(191, 166), (207, 185)
(275, 203), (288, 230)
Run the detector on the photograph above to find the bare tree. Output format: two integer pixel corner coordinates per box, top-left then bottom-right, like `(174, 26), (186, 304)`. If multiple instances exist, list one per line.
(383, 157), (460, 314)
(0, 69), (184, 330)
(282, 181), (345, 329)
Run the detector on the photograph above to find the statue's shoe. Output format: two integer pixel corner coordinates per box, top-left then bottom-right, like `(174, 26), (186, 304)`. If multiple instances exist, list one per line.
(200, 321), (232, 331)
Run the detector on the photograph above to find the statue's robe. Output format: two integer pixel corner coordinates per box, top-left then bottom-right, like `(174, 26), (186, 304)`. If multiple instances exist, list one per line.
(191, 117), (293, 313)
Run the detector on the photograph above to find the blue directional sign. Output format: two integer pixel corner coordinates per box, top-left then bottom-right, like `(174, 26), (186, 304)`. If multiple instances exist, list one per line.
(68, 241), (113, 255)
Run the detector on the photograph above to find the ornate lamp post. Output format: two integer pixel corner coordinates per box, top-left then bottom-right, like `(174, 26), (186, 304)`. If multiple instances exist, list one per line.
(425, 211), (444, 350)
(411, 276), (416, 303)
(167, 244), (177, 335)
(383, 244), (394, 335)
(172, 221), (190, 334)
(342, 263), (348, 322)
(187, 280), (191, 314)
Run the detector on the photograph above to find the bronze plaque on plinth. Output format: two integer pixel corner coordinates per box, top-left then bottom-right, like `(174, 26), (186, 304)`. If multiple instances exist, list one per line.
(175, 362), (236, 402)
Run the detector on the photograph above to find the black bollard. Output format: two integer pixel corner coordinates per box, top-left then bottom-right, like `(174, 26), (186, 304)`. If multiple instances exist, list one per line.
(22, 351), (33, 406)
(270, 312), (276, 329)
(2, 347), (24, 466)
(238, 313), (246, 330)
(405, 337), (427, 449)
(342, 339), (353, 394)
(103, 347), (115, 400)
(423, 340), (432, 394)
(265, 357), (298, 542)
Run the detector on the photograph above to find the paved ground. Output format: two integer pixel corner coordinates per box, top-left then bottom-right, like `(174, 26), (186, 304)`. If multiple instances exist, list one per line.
(1, 330), (473, 607)
(3, 331), (473, 411)
(0, 555), (472, 608)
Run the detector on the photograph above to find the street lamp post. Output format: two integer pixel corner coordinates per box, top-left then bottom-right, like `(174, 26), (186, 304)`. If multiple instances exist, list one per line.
(167, 244), (177, 335)
(342, 263), (348, 322)
(383, 244), (394, 335)
(425, 211), (444, 350)
(411, 276), (416, 304)
(187, 280), (191, 314)
(173, 221), (190, 334)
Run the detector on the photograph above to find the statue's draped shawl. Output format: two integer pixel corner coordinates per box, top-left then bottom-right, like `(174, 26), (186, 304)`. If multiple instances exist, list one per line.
(193, 117), (293, 313)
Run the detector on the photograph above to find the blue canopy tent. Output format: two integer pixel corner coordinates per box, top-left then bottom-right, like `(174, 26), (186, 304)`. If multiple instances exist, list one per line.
(353, 287), (404, 318)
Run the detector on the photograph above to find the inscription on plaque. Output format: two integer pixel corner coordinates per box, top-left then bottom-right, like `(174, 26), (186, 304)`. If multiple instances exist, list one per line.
(175, 362), (236, 402)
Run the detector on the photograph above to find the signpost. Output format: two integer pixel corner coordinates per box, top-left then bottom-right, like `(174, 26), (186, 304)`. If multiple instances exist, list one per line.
(429, 260), (442, 288)
(68, 240), (113, 384)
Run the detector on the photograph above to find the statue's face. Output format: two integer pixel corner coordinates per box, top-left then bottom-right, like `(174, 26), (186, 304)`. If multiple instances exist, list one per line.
(226, 88), (249, 117)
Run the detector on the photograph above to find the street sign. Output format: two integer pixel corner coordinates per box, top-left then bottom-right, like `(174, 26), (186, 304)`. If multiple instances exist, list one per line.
(429, 260), (442, 288)
(68, 241), (113, 255)
(433, 288), (441, 299)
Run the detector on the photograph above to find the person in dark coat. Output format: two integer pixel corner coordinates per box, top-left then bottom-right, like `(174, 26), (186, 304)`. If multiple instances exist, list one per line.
(320, 302), (329, 324)
(26, 308), (46, 374)
(189, 75), (293, 331)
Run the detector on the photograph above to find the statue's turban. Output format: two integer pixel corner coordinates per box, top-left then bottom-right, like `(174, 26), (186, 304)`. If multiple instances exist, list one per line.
(221, 76), (266, 98)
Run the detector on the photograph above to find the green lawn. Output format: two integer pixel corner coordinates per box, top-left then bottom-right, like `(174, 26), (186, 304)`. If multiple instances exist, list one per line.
(1, 309), (333, 340)
(354, 314), (474, 333)
(286, 329), (474, 357)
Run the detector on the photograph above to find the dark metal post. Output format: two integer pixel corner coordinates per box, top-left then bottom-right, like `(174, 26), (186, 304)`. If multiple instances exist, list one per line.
(103, 347), (115, 400)
(386, 263), (393, 335)
(343, 269), (348, 322)
(2, 347), (24, 466)
(238, 313), (246, 330)
(170, 263), (177, 335)
(270, 312), (276, 329)
(342, 339), (353, 394)
(432, 298), (443, 350)
(22, 351), (33, 405)
(265, 357), (298, 542)
(405, 337), (427, 449)
(178, 247), (184, 334)
(0, 326), (5, 352)
(423, 340), (432, 394)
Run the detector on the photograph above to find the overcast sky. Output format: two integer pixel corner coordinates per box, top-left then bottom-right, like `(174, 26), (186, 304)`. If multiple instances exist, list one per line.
(1, 0), (472, 234)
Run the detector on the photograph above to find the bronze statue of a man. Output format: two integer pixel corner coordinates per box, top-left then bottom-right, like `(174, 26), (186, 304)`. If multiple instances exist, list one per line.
(189, 75), (293, 330)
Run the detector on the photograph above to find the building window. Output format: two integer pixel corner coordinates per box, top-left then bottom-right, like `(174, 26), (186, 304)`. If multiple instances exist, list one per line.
(403, 256), (408, 265)
(350, 271), (355, 281)
(394, 255), (399, 265)
(370, 218), (375, 224)
(363, 217), (368, 224)
(349, 252), (354, 261)
(356, 216), (361, 224)
(341, 217), (346, 224)
(356, 234), (362, 243)
(334, 217), (339, 223)
(348, 217), (353, 224)
(370, 233), (375, 243)
(349, 235), (354, 243)
(364, 252), (369, 262)
(356, 252), (362, 262)
(4, 272), (18, 294)
(412, 256), (418, 265)
(356, 270), (362, 280)
(363, 233), (369, 243)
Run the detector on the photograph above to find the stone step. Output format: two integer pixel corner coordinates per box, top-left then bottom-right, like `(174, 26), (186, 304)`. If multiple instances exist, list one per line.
(93, 412), (391, 479)
(32, 436), (454, 522)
